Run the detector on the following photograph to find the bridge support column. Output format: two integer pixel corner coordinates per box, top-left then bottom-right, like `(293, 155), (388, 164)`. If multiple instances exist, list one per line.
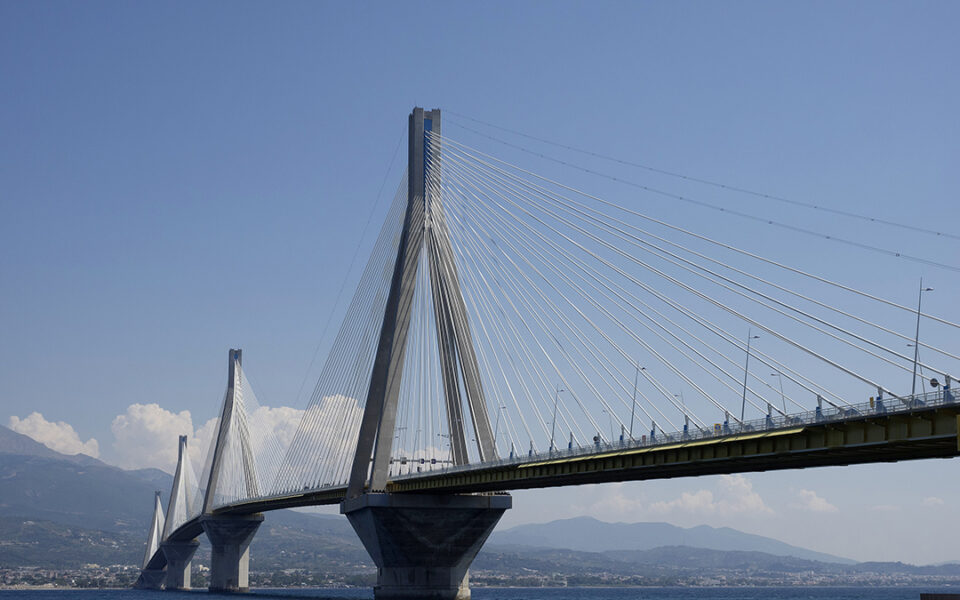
(134, 569), (166, 590)
(200, 514), (264, 593)
(342, 493), (511, 600)
(160, 540), (199, 591)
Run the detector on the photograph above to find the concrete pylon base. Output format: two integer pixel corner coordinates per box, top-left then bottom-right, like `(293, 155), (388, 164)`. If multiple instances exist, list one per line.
(341, 493), (511, 600)
(200, 514), (264, 593)
(134, 569), (166, 590)
(160, 539), (199, 591)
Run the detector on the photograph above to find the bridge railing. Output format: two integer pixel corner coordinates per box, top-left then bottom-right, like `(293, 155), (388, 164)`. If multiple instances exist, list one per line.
(392, 387), (954, 479)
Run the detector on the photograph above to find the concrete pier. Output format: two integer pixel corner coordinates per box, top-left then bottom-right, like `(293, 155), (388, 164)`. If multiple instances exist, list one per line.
(160, 539), (199, 591)
(200, 514), (263, 592)
(342, 493), (511, 600)
(134, 569), (166, 590)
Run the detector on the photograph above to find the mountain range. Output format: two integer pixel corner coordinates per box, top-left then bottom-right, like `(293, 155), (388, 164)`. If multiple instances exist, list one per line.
(488, 516), (854, 564)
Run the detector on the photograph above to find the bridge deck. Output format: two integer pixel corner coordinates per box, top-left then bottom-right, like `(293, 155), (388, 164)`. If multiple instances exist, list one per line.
(206, 395), (959, 518)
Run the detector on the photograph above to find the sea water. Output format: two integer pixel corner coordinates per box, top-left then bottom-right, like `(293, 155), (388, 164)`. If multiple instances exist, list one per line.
(2, 588), (959, 600)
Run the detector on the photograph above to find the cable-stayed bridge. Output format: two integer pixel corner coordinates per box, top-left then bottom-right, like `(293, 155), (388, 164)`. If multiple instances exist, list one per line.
(136, 108), (959, 599)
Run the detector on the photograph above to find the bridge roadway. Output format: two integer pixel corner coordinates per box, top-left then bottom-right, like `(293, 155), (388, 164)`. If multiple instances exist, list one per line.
(151, 390), (960, 562)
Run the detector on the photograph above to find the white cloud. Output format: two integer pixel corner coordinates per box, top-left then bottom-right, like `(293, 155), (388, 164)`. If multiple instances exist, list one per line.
(107, 399), (313, 493)
(111, 403), (195, 472)
(270, 394), (363, 493)
(791, 489), (838, 513)
(8, 412), (100, 458)
(648, 475), (773, 516)
(922, 497), (945, 507)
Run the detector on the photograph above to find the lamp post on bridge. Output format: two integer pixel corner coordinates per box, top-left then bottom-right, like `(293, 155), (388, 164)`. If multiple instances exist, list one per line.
(770, 372), (786, 414)
(629, 364), (644, 441)
(493, 404), (508, 452)
(549, 384), (564, 453)
(911, 279), (933, 399)
(741, 330), (760, 422)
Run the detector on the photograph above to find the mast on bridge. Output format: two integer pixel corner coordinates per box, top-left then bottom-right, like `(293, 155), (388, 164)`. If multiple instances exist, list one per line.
(347, 107), (496, 497)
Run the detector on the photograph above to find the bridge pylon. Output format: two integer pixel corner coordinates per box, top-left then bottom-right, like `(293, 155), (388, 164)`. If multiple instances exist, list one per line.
(199, 349), (264, 593)
(133, 491), (166, 590)
(342, 108), (511, 600)
(160, 435), (199, 590)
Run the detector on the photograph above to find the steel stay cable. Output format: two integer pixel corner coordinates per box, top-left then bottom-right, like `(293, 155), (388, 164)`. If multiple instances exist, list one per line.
(433, 150), (590, 444)
(445, 148), (946, 381)
(430, 131), (960, 330)
(436, 165), (608, 442)
(444, 154), (960, 361)
(439, 148), (895, 405)
(439, 168), (589, 444)
(444, 172), (694, 432)
(439, 139), (953, 381)
(443, 163), (707, 431)
(445, 159), (774, 423)
(430, 130), (960, 273)
(445, 114), (960, 242)
(448, 165), (799, 417)
(440, 145), (951, 392)
(441, 151), (852, 409)
(443, 174), (674, 435)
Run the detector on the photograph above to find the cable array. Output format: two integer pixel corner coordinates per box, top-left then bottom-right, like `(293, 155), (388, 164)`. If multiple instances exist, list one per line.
(270, 178), (408, 494)
(381, 128), (958, 463)
(197, 120), (957, 506)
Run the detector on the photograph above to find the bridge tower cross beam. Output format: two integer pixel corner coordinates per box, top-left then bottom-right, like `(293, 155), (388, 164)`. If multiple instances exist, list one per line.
(348, 107), (495, 498)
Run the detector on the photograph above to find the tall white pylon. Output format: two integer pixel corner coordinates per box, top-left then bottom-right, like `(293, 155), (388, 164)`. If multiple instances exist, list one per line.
(163, 435), (194, 538)
(142, 491), (165, 570)
(203, 349), (259, 512)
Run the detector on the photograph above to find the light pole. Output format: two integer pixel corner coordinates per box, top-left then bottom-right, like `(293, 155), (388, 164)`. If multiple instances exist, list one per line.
(770, 372), (786, 413)
(602, 408), (615, 443)
(911, 279), (934, 398)
(493, 404), (507, 451)
(629, 364), (644, 440)
(907, 344), (927, 394)
(741, 330), (760, 421)
(549, 384), (564, 453)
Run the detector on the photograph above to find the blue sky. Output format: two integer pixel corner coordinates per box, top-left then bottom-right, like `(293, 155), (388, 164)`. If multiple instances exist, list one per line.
(1, 1), (958, 563)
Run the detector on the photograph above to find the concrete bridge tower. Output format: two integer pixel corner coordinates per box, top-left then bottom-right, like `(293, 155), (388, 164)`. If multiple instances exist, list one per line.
(343, 108), (511, 600)
(200, 349), (264, 593)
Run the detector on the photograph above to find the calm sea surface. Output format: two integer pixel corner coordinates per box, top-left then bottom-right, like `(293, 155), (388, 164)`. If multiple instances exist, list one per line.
(2, 588), (959, 600)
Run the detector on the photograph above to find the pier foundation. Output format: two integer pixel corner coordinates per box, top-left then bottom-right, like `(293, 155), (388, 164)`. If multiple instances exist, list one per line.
(342, 493), (511, 600)
(160, 539), (199, 590)
(200, 514), (263, 592)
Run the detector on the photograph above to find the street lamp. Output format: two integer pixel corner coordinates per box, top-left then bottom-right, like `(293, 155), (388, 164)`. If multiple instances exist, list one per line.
(493, 404), (508, 451)
(549, 384), (564, 453)
(770, 372), (786, 413)
(911, 279), (934, 398)
(629, 364), (644, 440)
(741, 330), (760, 421)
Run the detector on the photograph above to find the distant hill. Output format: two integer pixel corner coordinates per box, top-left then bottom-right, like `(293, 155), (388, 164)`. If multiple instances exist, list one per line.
(0, 424), (173, 533)
(0, 453), (171, 532)
(0, 516), (143, 568)
(488, 516), (855, 564)
(474, 544), (960, 580)
(0, 424), (104, 467)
